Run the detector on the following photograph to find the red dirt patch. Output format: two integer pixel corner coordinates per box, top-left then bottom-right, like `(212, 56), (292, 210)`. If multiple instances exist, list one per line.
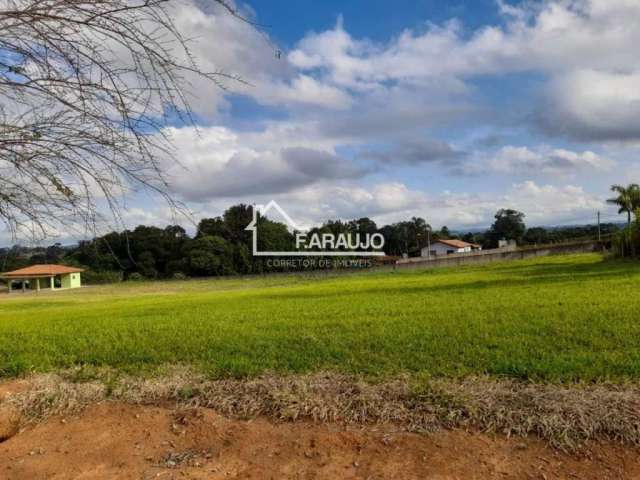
(0, 403), (639, 479)
(0, 380), (29, 401)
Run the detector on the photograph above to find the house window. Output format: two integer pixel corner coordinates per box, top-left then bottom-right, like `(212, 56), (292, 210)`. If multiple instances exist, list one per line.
(447, 250), (455, 254)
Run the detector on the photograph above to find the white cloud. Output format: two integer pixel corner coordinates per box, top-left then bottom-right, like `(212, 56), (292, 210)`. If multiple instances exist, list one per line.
(274, 182), (428, 224)
(161, 126), (369, 202)
(5, 175), (608, 245)
(251, 74), (353, 109)
(503, 181), (604, 225)
(194, 178), (608, 231)
(289, 0), (640, 80)
(423, 181), (606, 228)
(541, 69), (640, 140)
(154, 1), (354, 114)
(488, 146), (615, 175)
(286, 0), (640, 141)
(81, 0), (640, 145)
(102, 0), (640, 153)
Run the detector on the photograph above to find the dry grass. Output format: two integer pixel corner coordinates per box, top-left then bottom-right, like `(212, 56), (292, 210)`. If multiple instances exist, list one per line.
(4, 367), (640, 451)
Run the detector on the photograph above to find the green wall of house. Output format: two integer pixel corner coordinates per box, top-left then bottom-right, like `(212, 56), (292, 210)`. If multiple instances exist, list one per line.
(61, 273), (81, 289)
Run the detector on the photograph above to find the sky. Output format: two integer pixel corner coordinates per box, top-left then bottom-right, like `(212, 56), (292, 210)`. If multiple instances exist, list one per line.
(5, 0), (640, 245)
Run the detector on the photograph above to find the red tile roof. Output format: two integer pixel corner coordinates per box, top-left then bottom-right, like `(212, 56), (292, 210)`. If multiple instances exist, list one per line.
(433, 239), (481, 249)
(1, 264), (84, 277)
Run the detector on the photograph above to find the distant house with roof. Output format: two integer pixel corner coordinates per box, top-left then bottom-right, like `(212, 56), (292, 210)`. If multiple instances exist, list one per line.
(1, 264), (84, 293)
(421, 239), (482, 258)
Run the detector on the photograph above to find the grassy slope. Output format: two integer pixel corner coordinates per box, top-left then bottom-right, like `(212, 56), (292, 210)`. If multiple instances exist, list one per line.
(1, 253), (639, 381)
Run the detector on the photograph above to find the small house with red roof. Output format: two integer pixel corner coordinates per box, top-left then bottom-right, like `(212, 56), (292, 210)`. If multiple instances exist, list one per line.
(1, 264), (84, 293)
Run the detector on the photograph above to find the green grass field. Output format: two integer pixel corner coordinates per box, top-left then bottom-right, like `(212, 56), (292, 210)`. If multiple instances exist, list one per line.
(1, 253), (640, 382)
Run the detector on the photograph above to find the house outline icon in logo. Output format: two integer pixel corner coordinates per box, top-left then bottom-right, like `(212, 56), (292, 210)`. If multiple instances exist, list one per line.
(245, 200), (384, 257)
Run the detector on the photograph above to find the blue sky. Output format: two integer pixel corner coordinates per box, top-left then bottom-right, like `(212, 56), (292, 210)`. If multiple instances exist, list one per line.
(249, 0), (503, 45)
(5, 0), (640, 245)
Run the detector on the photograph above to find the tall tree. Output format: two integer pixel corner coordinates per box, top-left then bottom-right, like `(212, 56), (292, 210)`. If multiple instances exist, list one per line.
(223, 204), (254, 245)
(607, 184), (640, 225)
(437, 226), (452, 239)
(184, 235), (234, 277)
(0, 0), (242, 239)
(197, 218), (229, 239)
(487, 209), (526, 247)
(378, 217), (429, 256)
(348, 218), (378, 236)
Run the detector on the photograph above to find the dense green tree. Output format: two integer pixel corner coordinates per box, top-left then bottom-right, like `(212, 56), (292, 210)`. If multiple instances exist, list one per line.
(438, 226), (451, 239)
(323, 220), (351, 237)
(136, 251), (158, 279)
(378, 224), (406, 256)
(378, 217), (430, 256)
(523, 227), (550, 245)
(461, 232), (484, 245)
(486, 209), (526, 248)
(348, 217), (378, 235)
(256, 218), (294, 253)
(163, 226), (189, 276)
(231, 244), (252, 274)
(196, 217), (228, 239)
(185, 235), (234, 277)
(45, 243), (65, 263)
(223, 204), (254, 245)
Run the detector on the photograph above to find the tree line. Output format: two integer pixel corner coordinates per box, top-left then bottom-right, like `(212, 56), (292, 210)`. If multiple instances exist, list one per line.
(0, 204), (622, 282)
(607, 184), (640, 258)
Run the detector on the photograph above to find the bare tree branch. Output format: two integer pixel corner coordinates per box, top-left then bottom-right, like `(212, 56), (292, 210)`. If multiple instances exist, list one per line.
(0, 0), (242, 240)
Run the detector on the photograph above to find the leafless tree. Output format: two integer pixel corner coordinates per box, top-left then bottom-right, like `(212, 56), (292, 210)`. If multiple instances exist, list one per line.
(0, 0), (243, 240)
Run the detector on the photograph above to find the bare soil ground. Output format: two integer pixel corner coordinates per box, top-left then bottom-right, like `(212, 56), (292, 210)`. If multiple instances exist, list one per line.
(1, 379), (640, 479)
(2, 402), (640, 480)
(0, 380), (640, 480)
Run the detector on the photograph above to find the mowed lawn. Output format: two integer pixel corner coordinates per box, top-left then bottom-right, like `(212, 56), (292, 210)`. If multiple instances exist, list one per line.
(1, 253), (640, 382)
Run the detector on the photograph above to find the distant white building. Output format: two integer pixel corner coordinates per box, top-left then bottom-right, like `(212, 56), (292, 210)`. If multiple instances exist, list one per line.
(421, 239), (482, 257)
(498, 239), (518, 249)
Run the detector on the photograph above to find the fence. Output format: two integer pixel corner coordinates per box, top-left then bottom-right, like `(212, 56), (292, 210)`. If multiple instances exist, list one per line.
(395, 238), (607, 270)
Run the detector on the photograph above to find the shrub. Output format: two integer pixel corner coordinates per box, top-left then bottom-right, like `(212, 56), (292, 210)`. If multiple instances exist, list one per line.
(613, 209), (640, 258)
(613, 227), (640, 258)
(172, 272), (188, 280)
(81, 270), (123, 285)
(127, 272), (145, 282)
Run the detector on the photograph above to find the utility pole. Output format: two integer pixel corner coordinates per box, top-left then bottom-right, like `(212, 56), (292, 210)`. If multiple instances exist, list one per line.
(403, 226), (408, 258)
(597, 210), (601, 241)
